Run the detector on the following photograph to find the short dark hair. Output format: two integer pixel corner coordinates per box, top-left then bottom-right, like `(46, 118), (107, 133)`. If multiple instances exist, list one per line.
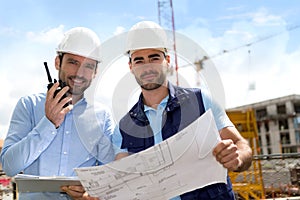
(128, 51), (166, 63)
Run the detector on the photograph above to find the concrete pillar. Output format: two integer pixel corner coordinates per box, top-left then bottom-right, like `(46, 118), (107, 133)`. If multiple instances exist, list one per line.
(285, 101), (296, 147)
(259, 122), (268, 154)
(266, 104), (281, 153)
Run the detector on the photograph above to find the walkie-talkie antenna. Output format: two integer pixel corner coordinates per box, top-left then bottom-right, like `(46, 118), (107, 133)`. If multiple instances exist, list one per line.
(44, 62), (52, 83)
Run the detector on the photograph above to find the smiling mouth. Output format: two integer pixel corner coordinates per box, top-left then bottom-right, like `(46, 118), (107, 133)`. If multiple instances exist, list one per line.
(70, 77), (85, 86)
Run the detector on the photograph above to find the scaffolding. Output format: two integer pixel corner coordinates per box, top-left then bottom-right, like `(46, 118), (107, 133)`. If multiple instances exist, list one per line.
(226, 109), (266, 199)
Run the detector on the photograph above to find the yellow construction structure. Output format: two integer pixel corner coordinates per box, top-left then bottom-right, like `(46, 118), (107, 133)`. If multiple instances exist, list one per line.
(226, 109), (265, 200)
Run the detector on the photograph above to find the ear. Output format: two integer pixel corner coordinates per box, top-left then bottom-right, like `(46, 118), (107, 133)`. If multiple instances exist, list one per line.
(93, 65), (98, 78)
(165, 55), (171, 70)
(55, 56), (60, 70)
(128, 61), (133, 73)
(166, 55), (170, 63)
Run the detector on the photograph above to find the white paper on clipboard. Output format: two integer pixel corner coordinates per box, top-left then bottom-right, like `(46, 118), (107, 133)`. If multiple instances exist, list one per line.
(13, 174), (81, 193)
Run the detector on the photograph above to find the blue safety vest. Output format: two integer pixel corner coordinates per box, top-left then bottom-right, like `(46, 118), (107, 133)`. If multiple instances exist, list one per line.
(119, 83), (235, 199)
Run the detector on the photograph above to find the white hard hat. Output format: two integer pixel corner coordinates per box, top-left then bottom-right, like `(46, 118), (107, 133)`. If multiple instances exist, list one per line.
(125, 21), (171, 56)
(57, 27), (101, 62)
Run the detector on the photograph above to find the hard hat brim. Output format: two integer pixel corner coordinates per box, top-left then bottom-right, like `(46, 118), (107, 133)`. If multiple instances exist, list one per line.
(127, 48), (168, 57)
(57, 50), (102, 63)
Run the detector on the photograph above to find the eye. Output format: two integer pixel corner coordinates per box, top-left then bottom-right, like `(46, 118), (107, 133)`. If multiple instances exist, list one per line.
(150, 57), (161, 63)
(68, 60), (79, 66)
(134, 60), (144, 65)
(85, 64), (96, 70)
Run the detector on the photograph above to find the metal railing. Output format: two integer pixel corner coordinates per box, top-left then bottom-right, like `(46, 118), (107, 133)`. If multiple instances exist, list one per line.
(233, 153), (300, 200)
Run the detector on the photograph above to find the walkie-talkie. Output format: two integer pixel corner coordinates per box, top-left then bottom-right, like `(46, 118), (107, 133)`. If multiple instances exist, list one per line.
(44, 62), (69, 107)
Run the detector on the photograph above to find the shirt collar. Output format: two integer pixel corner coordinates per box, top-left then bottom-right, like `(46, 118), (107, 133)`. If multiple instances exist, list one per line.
(73, 97), (86, 107)
(144, 95), (169, 112)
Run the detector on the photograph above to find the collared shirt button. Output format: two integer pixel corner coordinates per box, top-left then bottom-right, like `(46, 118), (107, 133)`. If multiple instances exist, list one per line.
(65, 131), (70, 134)
(51, 131), (56, 135)
(63, 151), (67, 155)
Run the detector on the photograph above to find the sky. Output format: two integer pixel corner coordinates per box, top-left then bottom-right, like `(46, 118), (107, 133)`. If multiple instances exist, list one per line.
(1, 0), (300, 139)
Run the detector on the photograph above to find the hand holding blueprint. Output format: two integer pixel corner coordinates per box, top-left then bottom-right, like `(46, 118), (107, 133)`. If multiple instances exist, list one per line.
(75, 109), (227, 199)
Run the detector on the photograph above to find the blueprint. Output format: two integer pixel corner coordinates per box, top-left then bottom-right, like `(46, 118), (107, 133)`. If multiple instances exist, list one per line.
(75, 109), (227, 200)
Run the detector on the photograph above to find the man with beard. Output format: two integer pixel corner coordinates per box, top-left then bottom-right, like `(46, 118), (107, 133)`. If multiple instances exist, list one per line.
(0, 27), (114, 200)
(112, 21), (253, 199)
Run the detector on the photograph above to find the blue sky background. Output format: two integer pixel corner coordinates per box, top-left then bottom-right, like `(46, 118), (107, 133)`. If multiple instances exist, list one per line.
(1, 0), (300, 138)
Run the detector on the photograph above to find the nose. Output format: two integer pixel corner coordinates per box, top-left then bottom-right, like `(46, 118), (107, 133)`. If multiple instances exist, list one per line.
(140, 63), (154, 70)
(74, 64), (90, 77)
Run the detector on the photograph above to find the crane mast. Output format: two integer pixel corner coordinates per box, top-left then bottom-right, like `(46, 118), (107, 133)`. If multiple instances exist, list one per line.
(158, 0), (179, 86)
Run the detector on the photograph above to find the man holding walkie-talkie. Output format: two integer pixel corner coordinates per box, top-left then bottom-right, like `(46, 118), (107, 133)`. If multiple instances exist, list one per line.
(0, 27), (114, 200)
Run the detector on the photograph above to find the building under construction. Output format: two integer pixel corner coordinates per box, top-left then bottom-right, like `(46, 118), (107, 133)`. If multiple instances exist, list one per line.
(226, 94), (300, 199)
(228, 94), (300, 155)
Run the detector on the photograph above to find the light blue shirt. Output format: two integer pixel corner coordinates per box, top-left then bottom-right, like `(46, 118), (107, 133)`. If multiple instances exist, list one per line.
(112, 88), (233, 200)
(113, 89), (233, 154)
(144, 95), (169, 144)
(0, 93), (115, 200)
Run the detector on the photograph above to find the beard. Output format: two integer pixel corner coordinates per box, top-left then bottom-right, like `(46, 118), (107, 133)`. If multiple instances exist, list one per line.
(135, 70), (167, 91)
(69, 85), (88, 95)
(141, 82), (162, 90)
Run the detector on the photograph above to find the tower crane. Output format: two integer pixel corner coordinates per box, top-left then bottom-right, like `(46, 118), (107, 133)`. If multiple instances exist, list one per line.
(158, 0), (179, 86)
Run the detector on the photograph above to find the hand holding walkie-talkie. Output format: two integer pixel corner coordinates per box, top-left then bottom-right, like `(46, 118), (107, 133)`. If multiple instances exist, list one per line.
(44, 62), (70, 108)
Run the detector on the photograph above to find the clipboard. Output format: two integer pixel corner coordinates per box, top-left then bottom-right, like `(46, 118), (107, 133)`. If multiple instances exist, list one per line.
(14, 174), (81, 193)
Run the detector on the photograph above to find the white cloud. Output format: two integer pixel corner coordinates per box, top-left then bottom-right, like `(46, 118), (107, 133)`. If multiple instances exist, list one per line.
(0, 74), (14, 138)
(227, 6), (245, 12)
(0, 25), (65, 138)
(136, 16), (147, 20)
(174, 7), (299, 109)
(113, 26), (125, 35)
(251, 8), (285, 26)
(26, 25), (65, 44)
